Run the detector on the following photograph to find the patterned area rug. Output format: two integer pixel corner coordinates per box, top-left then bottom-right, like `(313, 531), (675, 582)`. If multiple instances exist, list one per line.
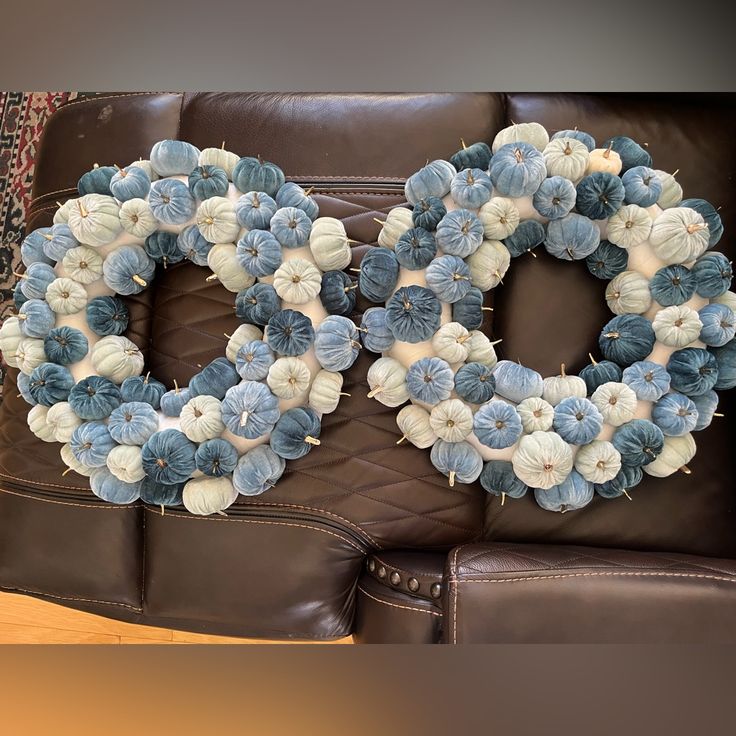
(0, 91), (79, 397)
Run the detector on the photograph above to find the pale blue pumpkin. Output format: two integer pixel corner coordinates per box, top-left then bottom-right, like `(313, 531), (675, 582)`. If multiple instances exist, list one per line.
(236, 340), (275, 380)
(680, 198), (723, 248)
(270, 206), (312, 248)
(553, 396), (603, 445)
(535, 469), (593, 512)
(709, 338), (736, 390)
(188, 165), (229, 200)
(492, 360), (543, 403)
(580, 357), (623, 394)
(667, 347), (719, 396)
(232, 157), (285, 197)
(19, 262), (56, 300)
(450, 168), (493, 208)
(649, 264), (696, 306)
(233, 444), (286, 495)
(78, 165), (116, 196)
(70, 421), (116, 467)
(544, 213), (600, 261)
(141, 429), (197, 484)
(314, 315), (361, 371)
(412, 197), (446, 231)
(189, 357), (240, 399)
(177, 224), (212, 266)
(68, 375), (122, 420)
(503, 219), (546, 258)
(575, 172), (625, 220)
(90, 468), (141, 504)
(150, 140), (200, 176)
(319, 270), (357, 316)
(17, 372), (36, 406)
(699, 304), (735, 347)
(585, 240), (628, 280)
(235, 191), (278, 230)
(195, 438), (239, 477)
(692, 252), (732, 298)
(13, 281), (28, 310)
(145, 231), (184, 268)
(270, 406), (321, 460)
(18, 299), (55, 338)
(236, 230), (282, 277)
(425, 255), (472, 303)
(474, 401), (523, 449)
(612, 419), (664, 467)
(598, 315), (655, 365)
(691, 390), (720, 431)
(552, 129), (596, 151)
(44, 326), (88, 365)
(235, 283), (281, 325)
(450, 141), (492, 171)
(594, 464), (643, 499)
(385, 285), (442, 343)
(454, 362), (496, 404)
(404, 160), (456, 205)
(21, 228), (55, 267)
(395, 227), (437, 270)
(452, 288), (486, 330)
(275, 182), (319, 221)
(435, 209), (484, 257)
(405, 357), (454, 405)
(110, 165), (151, 201)
(221, 381), (280, 439)
(148, 178), (196, 225)
(532, 176), (577, 220)
(102, 245), (155, 296)
(42, 224), (78, 262)
(621, 166), (662, 207)
(28, 363), (74, 406)
(358, 247), (399, 303)
(108, 401), (159, 445)
(160, 387), (191, 417)
(120, 374), (167, 410)
(267, 309), (315, 357)
(479, 460), (528, 500)
(360, 307), (394, 353)
(622, 360), (671, 401)
(430, 439), (483, 486)
(86, 296), (129, 337)
(489, 142), (547, 197)
(652, 392), (698, 436)
(140, 478), (184, 506)
(602, 136), (652, 172)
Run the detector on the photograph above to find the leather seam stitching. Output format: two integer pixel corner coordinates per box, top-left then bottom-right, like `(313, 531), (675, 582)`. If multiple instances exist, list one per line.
(357, 586), (441, 617)
(0, 487), (135, 509)
(448, 571), (736, 585)
(0, 469), (97, 491)
(0, 585), (143, 612)
(59, 92), (179, 110)
(451, 545), (464, 645)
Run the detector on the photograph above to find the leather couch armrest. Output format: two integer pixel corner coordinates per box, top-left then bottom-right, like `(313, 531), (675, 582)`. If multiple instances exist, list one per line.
(444, 543), (736, 643)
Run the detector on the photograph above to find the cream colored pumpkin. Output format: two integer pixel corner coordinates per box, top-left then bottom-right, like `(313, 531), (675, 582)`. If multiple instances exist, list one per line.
(366, 357), (409, 407)
(272, 258), (322, 304)
(467, 240), (510, 291)
(27, 404), (56, 442)
(432, 322), (470, 363)
(61, 442), (94, 477)
(574, 440), (622, 483)
(119, 198), (158, 238)
(62, 246), (104, 285)
(712, 291), (736, 313)
(517, 396), (555, 433)
(590, 381), (638, 426)
(492, 122), (549, 152)
(46, 402), (82, 443)
(465, 330), (500, 367)
(126, 159), (158, 181)
(605, 271), (652, 315)
(180, 395), (225, 443)
(17, 338), (47, 375)
(377, 207), (414, 249)
(643, 433), (696, 478)
(53, 198), (75, 225)
(542, 364), (587, 406)
(308, 370), (347, 414)
(586, 147), (623, 175)
(45, 277), (88, 315)
(478, 198), (520, 240)
(106, 444), (145, 483)
(197, 196), (240, 243)
(90, 335), (144, 383)
(0, 316), (23, 368)
(429, 399), (474, 443)
(650, 208), (710, 265)
(225, 324), (263, 363)
(309, 217), (352, 271)
(66, 194), (122, 247)
(652, 305), (703, 348)
(606, 204), (652, 249)
(207, 243), (256, 292)
(654, 170), (682, 209)
(395, 405), (437, 448)
(511, 430), (574, 490)
(183, 475), (238, 516)
(542, 138), (589, 181)
(267, 356), (311, 399)
(199, 147), (239, 178)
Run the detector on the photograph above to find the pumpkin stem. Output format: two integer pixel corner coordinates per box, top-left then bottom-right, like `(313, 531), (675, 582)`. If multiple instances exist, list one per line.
(240, 411), (249, 427)
(367, 386), (383, 398)
(12, 271), (27, 280)
(686, 223), (706, 234)
(349, 267), (361, 273)
(372, 218), (387, 228)
(460, 138), (467, 150)
(501, 492), (506, 506)
(205, 274), (219, 282)
(144, 371), (151, 383)
(448, 471), (456, 488)
(216, 510), (228, 517)
(339, 392), (351, 397)
(481, 306), (494, 311)
(61, 467), (73, 477)
(672, 169), (680, 177)
(513, 148), (523, 163)
(78, 200), (88, 218)
(622, 489), (633, 501)
(257, 154), (263, 165)
(680, 465), (692, 475)
(304, 187), (315, 196)
(603, 143), (613, 159)
(713, 412), (725, 418)
(560, 363), (566, 377)
(490, 339), (503, 346)
(345, 284), (359, 292)
(56, 201), (64, 209)
(588, 353), (598, 365)
(221, 141), (226, 149)
(223, 333), (232, 339)
(132, 274), (147, 287)
(42, 232), (54, 241)
(529, 249), (537, 258)
(173, 379), (180, 393)
(396, 435), (407, 445)
(346, 238), (360, 245)
(161, 504), (165, 516)
(304, 436), (321, 446)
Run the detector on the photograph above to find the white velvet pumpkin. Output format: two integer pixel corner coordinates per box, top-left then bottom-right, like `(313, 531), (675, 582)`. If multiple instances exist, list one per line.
(126, 159), (158, 181)
(590, 381), (638, 426)
(586, 147), (623, 175)
(207, 243), (256, 292)
(267, 356), (311, 399)
(654, 170), (683, 209)
(541, 365), (587, 406)
(478, 198), (520, 241)
(199, 146), (239, 178)
(366, 357), (409, 407)
(643, 433), (696, 478)
(61, 441), (94, 477)
(492, 122), (549, 152)
(467, 240), (510, 291)
(606, 204), (652, 249)
(197, 196), (240, 243)
(429, 399), (473, 443)
(66, 194), (122, 247)
(119, 198), (158, 238)
(309, 217), (352, 270)
(574, 440), (622, 483)
(712, 291), (736, 313)
(46, 401), (82, 443)
(106, 444), (145, 483)
(17, 338), (47, 375)
(45, 277), (88, 315)
(377, 208), (414, 249)
(53, 199), (75, 225)
(90, 335), (144, 383)
(465, 331), (500, 367)
(511, 430), (574, 490)
(652, 305), (703, 348)
(0, 316), (24, 368)
(432, 322), (470, 364)
(225, 324), (263, 363)
(272, 258), (322, 304)
(62, 246), (104, 285)
(395, 404), (437, 448)
(183, 475), (238, 516)
(308, 370), (347, 414)
(180, 395), (225, 442)
(605, 271), (652, 315)
(650, 208), (710, 265)
(517, 396), (555, 433)
(543, 138), (589, 181)
(27, 404), (56, 442)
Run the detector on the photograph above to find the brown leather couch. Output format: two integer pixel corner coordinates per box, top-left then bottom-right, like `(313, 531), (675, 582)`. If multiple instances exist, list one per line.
(1, 93), (735, 643)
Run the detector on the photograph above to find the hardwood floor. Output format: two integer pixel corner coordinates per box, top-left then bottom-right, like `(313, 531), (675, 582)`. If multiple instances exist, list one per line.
(0, 592), (352, 644)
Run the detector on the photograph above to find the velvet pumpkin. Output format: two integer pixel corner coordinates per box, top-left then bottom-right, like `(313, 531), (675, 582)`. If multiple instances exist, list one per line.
(605, 271), (652, 315)
(43, 326), (88, 367)
(404, 160), (456, 205)
(544, 213), (600, 261)
(160, 386), (192, 417)
(479, 460), (528, 503)
(621, 166), (661, 207)
(119, 198), (157, 238)
(188, 165), (229, 200)
(195, 438), (239, 477)
(86, 296), (129, 337)
(590, 381), (638, 426)
(235, 191), (278, 230)
(27, 405), (56, 442)
(272, 258), (322, 304)
(432, 322), (471, 363)
(459, 330), (499, 365)
(90, 335), (143, 384)
(680, 198), (723, 249)
(68, 375), (122, 421)
(141, 429), (197, 485)
(70, 421), (116, 467)
(182, 476), (237, 516)
(493, 122), (549, 152)
(275, 182), (319, 221)
(358, 247), (399, 303)
(503, 219), (546, 258)
(44, 278), (86, 317)
(478, 198), (520, 240)
(222, 381), (280, 439)
(179, 395), (225, 443)
(395, 405), (436, 448)
(473, 401), (523, 450)
(232, 157), (285, 197)
(236, 340), (275, 381)
(651, 392), (698, 437)
(270, 406), (322, 460)
(621, 360), (671, 402)
(62, 246), (104, 285)
(553, 396), (604, 445)
(225, 324), (263, 364)
(551, 129), (596, 151)
(598, 314), (656, 365)
(667, 347), (719, 396)
(429, 399), (473, 443)
(45, 402), (81, 442)
(606, 204), (652, 249)
(360, 307), (394, 353)
(452, 288), (487, 331)
(308, 370), (347, 414)
(102, 245), (155, 295)
(543, 138), (589, 181)
(699, 304), (736, 347)
(13, 281), (28, 310)
(594, 464), (643, 499)
(542, 365), (587, 406)
(574, 440), (622, 484)
(652, 305), (703, 348)
(649, 264), (696, 306)
(120, 374), (166, 410)
(189, 357), (240, 400)
(643, 433), (697, 478)
(575, 172), (625, 220)
(233, 445), (286, 495)
(0, 316), (23, 368)
(449, 140), (492, 171)
(16, 373), (37, 406)
(585, 240), (628, 280)
(489, 142), (547, 197)
(655, 170), (683, 209)
(148, 178), (196, 226)
(588, 147), (622, 177)
(425, 255), (472, 303)
(270, 206), (312, 248)
(110, 165), (151, 202)
(535, 470), (594, 513)
(208, 244), (256, 293)
(309, 217), (352, 271)
(532, 176), (577, 220)
(412, 197), (447, 232)
(18, 299), (55, 338)
(517, 396), (554, 433)
(314, 315), (361, 371)
(18, 262), (55, 300)
(601, 136), (652, 172)
(466, 239), (510, 290)
(78, 164), (116, 196)
(21, 227), (55, 267)
(450, 168), (493, 209)
(236, 230), (281, 277)
(236, 283), (282, 325)
(150, 140), (200, 176)
(266, 309), (315, 357)
(377, 207), (414, 249)
(692, 252), (732, 298)
(492, 360), (543, 403)
(650, 208), (709, 265)
(385, 285), (442, 343)
(108, 401), (159, 445)
(177, 224), (212, 267)
(691, 390), (721, 431)
(366, 357), (409, 407)
(612, 419), (664, 467)
(140, 478), (184, 507)
(405, 357), (454, 405)
(319, 270), (357, 316)
(199, 147), (239, 179)
(453, 362), (495, 404)
(60, 442), (93, 477)
(145, 231), (184, 268)
(395, 227), (437, 270)
(511, 430), (573, 490)
(267, 357), (312, 400)
(90, 468), (142, 504)
(16, 337), (46, 375)
(430, 439), (483, 487)
(196, 196), (240, 243)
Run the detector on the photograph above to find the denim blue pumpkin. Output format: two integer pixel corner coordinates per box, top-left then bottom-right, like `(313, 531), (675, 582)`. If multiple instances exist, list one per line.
(652, 392), (698, 436)
(385, 285), (442, 343)
(360, 307), (394, 353)
(575, 172), (625, 220)
(44, 326), (88, 366)
(613, 419), (664, 466)
(602, 136), (652, 172)
(102, 245), (155, 295)
(553, 396), (603, 445)
(649, 264), (696, 306)
(599, 314), (656, 365)
(236, 283), (281, 326)
(579, 357), (623, 394)
(680, 198), (723, 248)
(110, 165), (151, 201)
(189, 357), (240, 399)
(479, 460), (528, 500)
(18, 299), (55, 338)
(42, 224), (78, 262)
(404, 160), (456, 205)
(535, 469), (593, 512)
(160, 387), (191, 417)
(90, 468), (141, 504)
(13, 281), (28, 310)
(176, 224), (212, 266)
(450, 168), (493, 209)
(150, 140), (200, 176)
(141, 429), (197, 484)
(17, 372), (36, 405)
(358, 247), (399, 303)
(594, 464), (643, 499)
(395, 227), (437, 270)
(503, 220), (546, 258)
(140, 477), (184, 506)
(474, 401), (523, 449)
(314, 315), (361, 371)
(425, 255), (472, 303)
(28, 363), (74, 406)
(585, 240), (628, 280)
(492, 360), (543, 403)
(70, 421), (116, 467)
(21, 228), (55, 267)
(68, 375), (122, 420)
(266, 309), (315, 357)
(270, 206), (312, 248)
(236, 230), (282, 277)
(195, 438), (239, 477)
(412, 197), (447, 232)
(86, 296), (129, 337)
(19, 263), (56, 300)
(452, 288), (486, 330)
(319, 270), (357, 316)
(552, 129), (596, 152)
(544, 213), (600, 261)
(222, 381), (280, 439)
(120, 374), (166, 409)
(450, 140), (492, 171)
(275, 182), (319, 221)
(232, 157), (285, 197)
(405, 357), (454, 405)
(235, 191), (278, 230)
(709, 338), (736, 390)
(622, 166), (662, 207)
(148, 179), (196, 225)
(699, 304), (735, 347)
(78, 165), (116, 196)
(532, 176), (577, 220)
(236, 340), (275, 380)
(430, 439), (483, 487)
(188, 165), (229, 200)
(667, 347), (719, 396)
(108, 401), (159, 445)
(435, 209), (484, 258)
(145, 231), (184, 268)
(233, 444), (286, 495)
(692, 252), (732, 298)
(489, 142), (547, 197)
(270, 406), (321, 459)
(454, 362), (496, 404)
(691, 390), (720, 431)
(622, 360), (671, 401)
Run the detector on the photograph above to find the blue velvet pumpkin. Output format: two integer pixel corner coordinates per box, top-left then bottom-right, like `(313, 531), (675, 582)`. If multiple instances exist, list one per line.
(235, 191), (278, 230)
(404, 160), (456, 205)
(78, 165), (116, 196)
(102, 245), (155, 296)
(425, 255), (472, 303)
(148, 179), (196, 226)
(450, 140), (492, 171)
(21, 228), (55, 267)
(489, 142), (547, 197)
(68, 375), (122, 420)
(319, 270), (357, 316)
(612, 419), (664, 467)
(667, 347), (719, 396)
(598, 315), (656, 365)
(145, 231), (184, 268)
(395, 227), (437, 270)
(503, 219), (546, 258)
(435, 209), (484, 258)
(140, 478), (184, 506)
(13, 281), (28, 310)
(221, 381), (280, 439)
(699, 304), (735, 347)
(649, 264), (696, 306)
(233, 445), (286, 495)
(236, 230), (282, 277)
(28, 363), (74, 406)
(621, 166), (662, 207)
(430, 439), (483, 486)
(188, 165), (229, 200)
(622, 360), (671, 401)
(579, 357), (623, 394)
(692, 252), (732, 298)
(270, 206), (312, 248)
(236, 340), (275, 380)
(189, 357), (240, 399)
(412, 197), (447, 232)
(19, 263), (56, 300)
(474, 401), (523, 449)
(110, 165), (151, 201)
(492, 360), (543, 403)
(150, 140), (200, 176)
(360, 307), (395, 353)
(314, 315), (361, 371)
(552, 129), (596, 152)
(266, 309), (315, 357)
(141, 429), (197, 485)
(236, 283), (282, 325)
(585, 240), (629, 280)
(535, 470), (594, 512)
(16, 372), (36, 405)
(594, 464), (643, 499)
(270, 406), (322, 460)
(70, 421), (116, 467)
(86, 296), (129, 337)
(160, 387), (191, 417)
(405, 357), (454, 405)
(18, 299), (55, 338)
(42, 224), (78, 262)
(90, 468), (141, 504)
(385, 285), (442, 343)
(651, 392), (698, 436)
(709, 338), (736, 390)
(454, 362), (496, 404)
(120, 374), (167, 409)
(479, 460), (528, 500)
(195, 438), (239, 477)
(553, 396), (604, 445)
(575, 172), (625, 220)
(232, 157), (285, 197)
(450, 168), (493, 208)
(177, 224), (212, 266)
(108, 401), (159, 445)
(691, 390), (720, 431)
(532, 176), (577, 220)
(680, 198), (723, 248)
(44, 326), (89, 365)
(544, 213), (600, 261)
(452, 288), (486, 330)
(602, 136), (652, 172)
(358, 247), (399, 303)
(275, 182), (319, 221)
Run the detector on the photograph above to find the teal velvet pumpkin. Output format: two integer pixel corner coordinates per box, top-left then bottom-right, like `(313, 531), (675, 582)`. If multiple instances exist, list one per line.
(532, 176), (577, 220)
(102, 245), (155, 295)
(42, 224), (79, 262)
(28, 363), (74, 406)
(360, 307), (395, 353)
(489, 142), (547, 197)
(479, 460), (528, 501)
(404, 160), (456, 205)
(189, 357), (240, 399)
(270, 206), (312, 248)
(544, 213), (600, 261)
(236, 230), (282, 277)
(275, 182), (319, 221)
(691, 390), (720, 431)
(188, 165), (229, 200)
(235, 191), (278, 230)
(141, 429), (197, 484)
(70, 421), (116, 467)
(450, 140), (492, 171)
(236, 283), (281, 325)
(145, 231), (184, 268)
(233, 445), (286, 495)
(232, 157), (285, 197)
(552, 129), (596, 151)
(492, 360), (543, 403)
(425, 255), (472, 303)
(602, 136), (652, 172)
(108, 401), (159, 445)
(270, 406), (322, 460)
(412, 197), (447, 232)
(598, 314), (656, 365)
(385, 285), (442, 343)
(405, 357), (454, 405)
(120, 374), (166, 409)
(221, 381), (280, 439)
(535, 470), (594, 512)
(160, 387), (191, 417)
(150, 140), (200, 176)
(177, 224), (212, 266)
(430, 439), (483, 487)
(575, 172), (625, 220)
(667, 347), (719, 396)
(110, 165), (151, 201)
(90, 469), (141, 504)
(21, 228), (55, 267)
(585, 240), (628, 280)
(649, 264), (696, 306)
(319, 270), (357, 316)
(622, 360), (671, 401)
(450, 168), (493, 209)
(452, 288), (486, 331)
(612, 419), (664, 467)
(18, 299), (55, 338)
(86, 296), (129, 337)
(594, 464), (643, 499)
(68, 375), (122, 420)
(19, 262), (56, 300)
(621, 166), (661, 207)
(680, 198), (723, 248)
(13, 281), (28, 310)
(266, 309), (315, 357)
(651, 392), (698, 436)
(236, 340), (275, 380)
(692, 252), (732, 298)
(709, 338), (736, 390)
(435, 209), (484, 258)
(503, 219), (546, 258)
(195, 438), (239, 477)
(395, 227), (437, 270)
(454, 362), (496, 404)
(579, 357), (623, 394)
(16, 372), (36, 405)
(699, 304), (735, 347)
(140, 477), (184, 506)
(78, 165), (116, 196)
(44, 326), (89, 365)
(359, 247), (399, 303)
(314, 315), (361, 371)
(474, 401), (523, 449)
(148, 179), (196, 225)
(553, 396), (603, 445)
